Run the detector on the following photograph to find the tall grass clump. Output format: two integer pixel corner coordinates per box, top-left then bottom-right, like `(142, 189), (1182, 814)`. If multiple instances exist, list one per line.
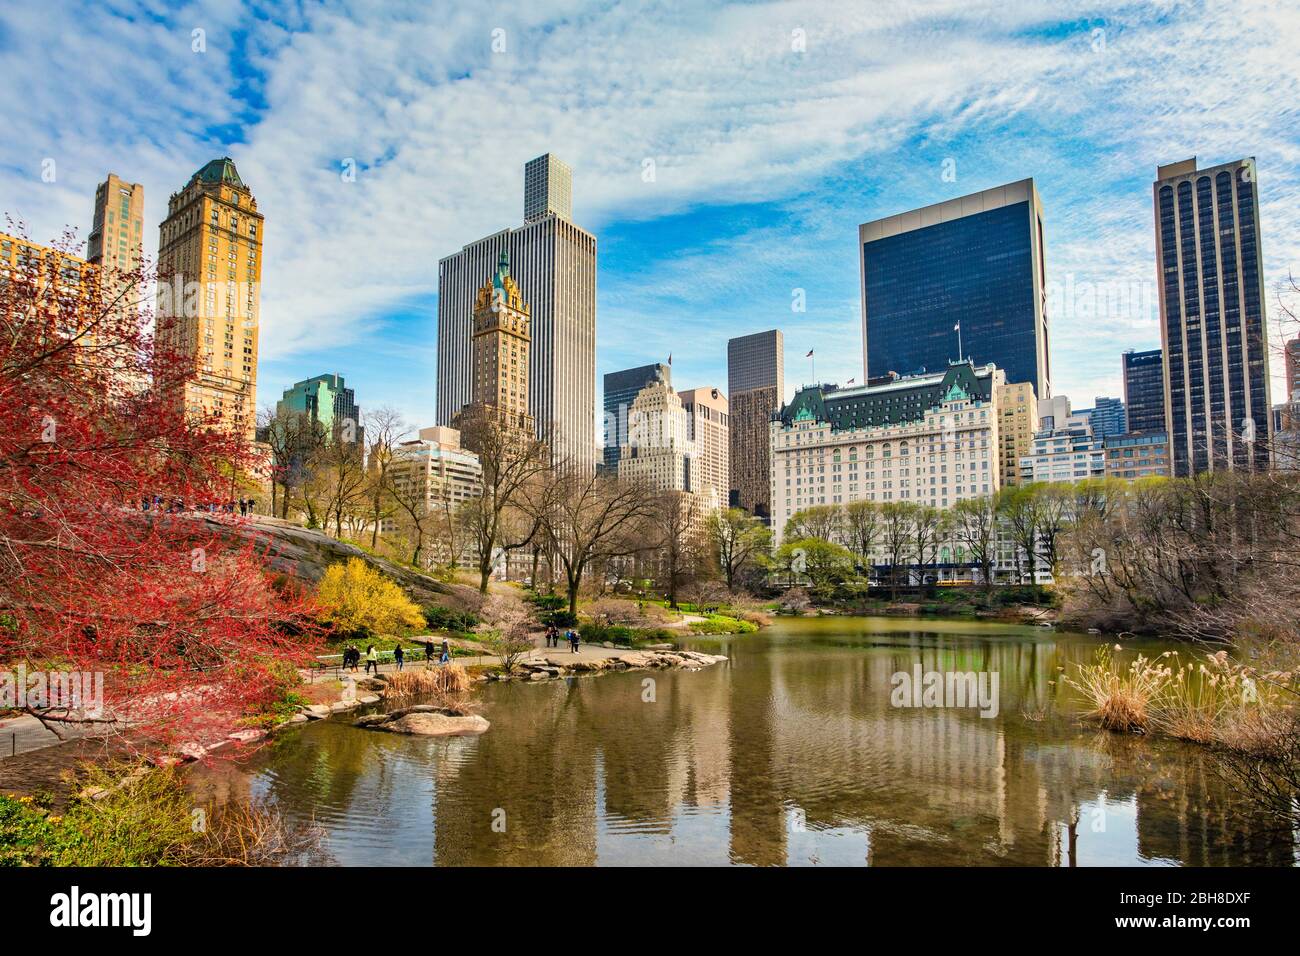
(382, 663), (473, 713)
(1061, 644), (1173, 733)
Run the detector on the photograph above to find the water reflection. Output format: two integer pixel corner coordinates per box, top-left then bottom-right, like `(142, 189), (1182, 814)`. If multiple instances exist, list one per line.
(216, 617), (1293, 866)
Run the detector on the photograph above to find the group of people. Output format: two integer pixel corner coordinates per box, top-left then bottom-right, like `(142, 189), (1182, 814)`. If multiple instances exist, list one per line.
(342, 638), (451, 674)
(140, 495), (258, 516)
(544, 625), (581, 653)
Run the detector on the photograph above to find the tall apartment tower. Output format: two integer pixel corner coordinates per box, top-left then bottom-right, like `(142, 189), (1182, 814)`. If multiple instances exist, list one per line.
(678, 386), (729, 514)
(603, 362), (671, 472)
(1122, 348), (1166, 433)
(860, 179), (1050, 401)
(727, 329), (784, 520)
(437, 155), (596, 472)
(87, 173), (144, 273)
(1154, 157), (1272, 474)
(156, 157), (264, 439)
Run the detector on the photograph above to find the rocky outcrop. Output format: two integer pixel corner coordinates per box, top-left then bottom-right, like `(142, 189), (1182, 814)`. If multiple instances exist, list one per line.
(355, 704), (489, 736)
(486, 650), (727, 682)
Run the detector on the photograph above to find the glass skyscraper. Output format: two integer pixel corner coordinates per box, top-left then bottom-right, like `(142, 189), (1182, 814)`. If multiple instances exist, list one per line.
(602, 362), (670, 472)
(859, 179), (1050, 401)
(1122, 348), (1166, 434)
(1154, 158), (1272, 475)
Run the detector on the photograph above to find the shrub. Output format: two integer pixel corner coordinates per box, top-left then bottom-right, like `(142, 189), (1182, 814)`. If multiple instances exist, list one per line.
(543, 610), (579, 629)
(317, 558), (423, 638)
(422, 604), (479, 633)
(688, 615), (758, 635)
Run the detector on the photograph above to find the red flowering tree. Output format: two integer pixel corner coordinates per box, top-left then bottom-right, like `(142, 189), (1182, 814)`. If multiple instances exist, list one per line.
(0, 229), (318, 751)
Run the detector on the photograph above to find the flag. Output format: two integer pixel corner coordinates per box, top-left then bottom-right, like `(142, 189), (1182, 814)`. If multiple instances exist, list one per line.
(806, 349), (814, 357)
(847, 377), (856, 385)
(667, 353), (672, 366)
(953, 321), (960, 331)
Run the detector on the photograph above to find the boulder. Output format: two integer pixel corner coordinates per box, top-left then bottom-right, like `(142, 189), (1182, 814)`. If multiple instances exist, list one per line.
(228, 729), (267, 744)
(373, 712), (490, 736)
(302, 704), (332, 719)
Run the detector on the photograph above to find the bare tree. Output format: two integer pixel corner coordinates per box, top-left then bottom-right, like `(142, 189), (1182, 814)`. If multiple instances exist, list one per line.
(538, 470), (659, 615)
(258, 405), (326, 520)
(363, 406), (406, 548)
(952, 495), (1000, 593)
(879, 501), (916, 596)
(458, 416), (552, 594)
(653, 491), (707, 608)
(844, 499), (882, 570)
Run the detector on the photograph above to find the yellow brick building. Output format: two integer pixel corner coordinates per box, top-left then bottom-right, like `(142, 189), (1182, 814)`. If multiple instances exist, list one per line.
(996, 382), (1037, 487)
(156, 157), (263, 439)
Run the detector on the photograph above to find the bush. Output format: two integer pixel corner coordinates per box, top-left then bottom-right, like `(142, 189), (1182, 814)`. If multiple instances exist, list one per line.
(422, 604), (479, 633)
(317, 558), (424, 638)
(543, 610), (579, 629)
(578, 623), (677, 647)
(688, 614), (759, 635)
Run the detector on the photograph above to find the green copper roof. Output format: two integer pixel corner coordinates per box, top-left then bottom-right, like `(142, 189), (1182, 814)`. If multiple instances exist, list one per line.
(492, 250), (510, 290)
(776, 363), (994, 431)
(192, 157), (245, 188)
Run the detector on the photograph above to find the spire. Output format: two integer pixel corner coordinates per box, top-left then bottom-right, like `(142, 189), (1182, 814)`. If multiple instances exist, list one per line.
(492, 250), (510, 290)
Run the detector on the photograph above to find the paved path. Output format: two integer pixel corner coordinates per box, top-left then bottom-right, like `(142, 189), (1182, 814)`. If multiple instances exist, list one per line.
(307, 639), (642, 682)
(0, 713), (103, 758)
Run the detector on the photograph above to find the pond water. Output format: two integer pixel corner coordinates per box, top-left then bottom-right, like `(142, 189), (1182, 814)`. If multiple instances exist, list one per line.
(205, 617), (1294, 866)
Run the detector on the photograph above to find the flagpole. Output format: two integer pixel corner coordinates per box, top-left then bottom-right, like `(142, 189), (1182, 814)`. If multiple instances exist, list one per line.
(956, 323), (962, 363)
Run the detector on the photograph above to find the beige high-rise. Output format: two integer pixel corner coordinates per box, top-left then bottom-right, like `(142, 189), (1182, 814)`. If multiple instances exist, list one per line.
(678, 386), (729, 514)
(156, 157), (263, 439)
(995, 382), (1037, 487)
(462, 251), (535, 434)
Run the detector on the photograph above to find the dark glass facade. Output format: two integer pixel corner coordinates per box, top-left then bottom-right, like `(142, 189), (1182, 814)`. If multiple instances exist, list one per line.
(863, 200), (1045, 397)
(602, 363), (669, 471)
(1122, 348), (1166, 433)
(1155, 160), (1270, 476)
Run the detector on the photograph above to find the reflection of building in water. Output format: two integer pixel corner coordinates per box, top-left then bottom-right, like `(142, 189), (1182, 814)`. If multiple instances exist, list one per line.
(727, 648), (787, 866)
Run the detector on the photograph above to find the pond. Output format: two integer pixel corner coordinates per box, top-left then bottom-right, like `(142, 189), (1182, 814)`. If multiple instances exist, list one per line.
(200, 616), (1294, 866)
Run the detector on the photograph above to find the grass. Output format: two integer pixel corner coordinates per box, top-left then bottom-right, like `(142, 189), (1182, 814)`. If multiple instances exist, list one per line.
(1061, 645), (1171, 733)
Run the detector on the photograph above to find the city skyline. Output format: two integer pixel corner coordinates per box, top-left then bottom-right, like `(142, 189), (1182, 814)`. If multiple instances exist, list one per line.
(2, 2), (1298, 441)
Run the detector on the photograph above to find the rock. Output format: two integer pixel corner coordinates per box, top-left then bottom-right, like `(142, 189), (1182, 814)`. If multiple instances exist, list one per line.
(281, 713), (309, 725)
(353, 713), (392, 727)
(329, 700), (357, 712)
(302, 704), (332, 719)
(646, 643), (675, 650)
(228, 729), (267, 744)
(529, 671), (550, 681)
(371, 712), (490, 736)
(358, 694), (381, 705)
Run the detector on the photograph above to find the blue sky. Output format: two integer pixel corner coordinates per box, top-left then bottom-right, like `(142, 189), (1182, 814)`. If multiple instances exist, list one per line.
(2, 0), (1298, 436)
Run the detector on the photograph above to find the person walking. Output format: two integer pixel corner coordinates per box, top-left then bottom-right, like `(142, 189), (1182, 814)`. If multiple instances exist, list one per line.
(424, 639), (435, 666)
(364, 644), (379, 675)
(346, 645), (360, 671)
(393, 643), (405, 671)
(440, 638), (451, 665)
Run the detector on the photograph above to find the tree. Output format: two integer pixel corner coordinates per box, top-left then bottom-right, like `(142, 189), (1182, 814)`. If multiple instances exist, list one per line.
(784, 503), (842, 544)
(843, 499), (882, 570)
(312, 437), (369, 539)
(910, 504), (948, 587)
(653, 491), (706, 608)
(708, 507), (771, 591)
(458, 416), (551, 594)
(363, 406), (406, 549)
(879, 501), (916, 597)
(952, 495), (999, 593)
(477, 594), (536, 673)
(1034, 482), (1074, 580)
(537, 470), (659, 615)
(258, 404), (327, 520)
(0, 233), (315, 749)
(999, 485), (1042, 584)
(777, 537), (854, 598)
(315, 557), (423, 636)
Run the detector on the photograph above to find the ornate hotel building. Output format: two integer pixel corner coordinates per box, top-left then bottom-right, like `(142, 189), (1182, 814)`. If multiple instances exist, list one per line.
(437, 154), (596, 472)
(454, 251), (536, 438)
(770, 362), (1005, 544)
(156, 157), (263, 439)
(1153, 157), (1272, 475)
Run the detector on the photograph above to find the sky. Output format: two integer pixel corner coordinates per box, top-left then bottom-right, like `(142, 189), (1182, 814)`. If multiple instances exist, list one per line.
(2, 0), (1299, 438)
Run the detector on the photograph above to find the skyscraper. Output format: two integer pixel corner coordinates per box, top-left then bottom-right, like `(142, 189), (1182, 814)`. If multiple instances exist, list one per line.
(1154, 157), (1272, 474)
(859, 179), (1050, 400)
(524, 154), (572, 222)
(1122, 348), (1166, 433)
(437, 155), (596, 472)
(678, 386), (729, 514)
(156, 157), (264, 439)
(87, 173), (144, 273)
(603, 362), (670, 473)
(727, 329), (783, 520)
(276, 373), (360, 442)
(455, 251), (536, 440)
